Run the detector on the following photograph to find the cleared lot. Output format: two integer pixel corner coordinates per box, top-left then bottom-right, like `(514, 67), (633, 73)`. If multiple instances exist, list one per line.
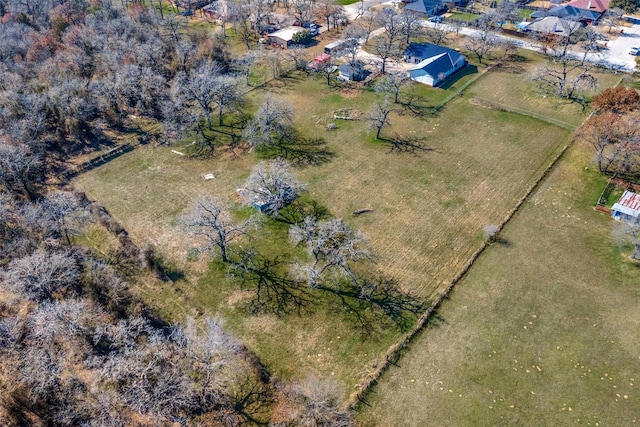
(74, 55), (608, 393)
(357, 143), (640, 426)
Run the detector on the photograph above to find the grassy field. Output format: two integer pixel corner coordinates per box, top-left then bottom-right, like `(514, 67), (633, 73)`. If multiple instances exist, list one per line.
(357, 142), (640, 426)
(447, 12), (481, 22)
(467, 51), (623, 128)
(73, 52), (607, 395)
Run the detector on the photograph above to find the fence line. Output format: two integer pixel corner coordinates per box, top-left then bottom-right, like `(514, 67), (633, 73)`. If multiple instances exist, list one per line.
(348, 91), (603, 410)
(347, 132), (574, 410)
(430, 65), (495, 113)
(472, 97), (579, 130)
(64, 143), (134, 179)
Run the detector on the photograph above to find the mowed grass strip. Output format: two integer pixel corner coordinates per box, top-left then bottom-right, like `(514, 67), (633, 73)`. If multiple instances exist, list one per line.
(357, 143), (640, 426)
(74, 66), (582, 392)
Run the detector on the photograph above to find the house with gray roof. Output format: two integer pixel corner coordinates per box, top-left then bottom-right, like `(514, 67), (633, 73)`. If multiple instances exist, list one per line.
(404, 43), (467, 87)
(526, 16), (581, 36)
(402, 0), (450, 16)
(531, 5), (601, 24)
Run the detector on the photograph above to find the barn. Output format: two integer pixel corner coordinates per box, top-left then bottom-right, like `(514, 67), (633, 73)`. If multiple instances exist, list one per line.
(611, 190), (640, 223)
(267, 27), (304, 49)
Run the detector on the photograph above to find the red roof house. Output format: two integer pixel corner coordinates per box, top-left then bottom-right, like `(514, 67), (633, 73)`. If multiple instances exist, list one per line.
(567, 0), (611, 14)
(612, 190), (640, 223)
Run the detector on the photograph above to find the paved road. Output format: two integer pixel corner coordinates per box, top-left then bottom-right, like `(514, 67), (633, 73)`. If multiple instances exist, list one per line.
(343, 1), (640, 72)
(592, 24), (640, 71)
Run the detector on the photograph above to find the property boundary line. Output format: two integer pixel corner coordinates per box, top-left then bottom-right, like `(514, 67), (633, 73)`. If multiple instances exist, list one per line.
(472, 97), (579, 130)
(347, 125), (578, 412)
(430, 65), (494, 113)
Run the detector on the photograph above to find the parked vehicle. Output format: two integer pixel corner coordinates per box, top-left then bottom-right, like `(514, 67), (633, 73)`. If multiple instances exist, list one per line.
(630, 47), (640, 56)
(324, 40), (346, 55)
(428, 15), (443, 23)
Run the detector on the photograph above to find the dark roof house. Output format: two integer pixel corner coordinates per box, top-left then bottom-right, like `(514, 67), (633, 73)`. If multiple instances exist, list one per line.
(404, 43), (466, 87)
(404, 43), (467, 86)
(403, 0), (451, 16)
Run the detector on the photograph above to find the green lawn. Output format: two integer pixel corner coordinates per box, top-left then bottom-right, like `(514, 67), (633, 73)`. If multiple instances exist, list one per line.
(357, 142), (640, 426)
(467, 50), (623, 128)
(448, 12), (480, 22)
(73, 54), (614, 397)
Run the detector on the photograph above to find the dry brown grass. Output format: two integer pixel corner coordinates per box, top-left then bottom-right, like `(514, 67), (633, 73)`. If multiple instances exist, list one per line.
(73, 56), (600, 391)
(357, 143), (640, 426)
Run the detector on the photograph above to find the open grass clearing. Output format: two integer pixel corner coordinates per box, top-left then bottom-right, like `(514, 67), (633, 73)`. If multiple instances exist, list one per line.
(467, 51), (623, 128)
(357, 142), (640, 426)
(74, 61), (599, 394)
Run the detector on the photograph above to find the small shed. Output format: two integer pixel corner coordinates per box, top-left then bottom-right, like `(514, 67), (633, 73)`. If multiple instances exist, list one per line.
(611, 190), (640, 223)
(337, 63), (366, 81)
(267, 26), (304, 49)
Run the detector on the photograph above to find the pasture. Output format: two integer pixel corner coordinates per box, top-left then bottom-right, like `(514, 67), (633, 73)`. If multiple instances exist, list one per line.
(357, 143), (640, 426)
(73, 51), (606, 394)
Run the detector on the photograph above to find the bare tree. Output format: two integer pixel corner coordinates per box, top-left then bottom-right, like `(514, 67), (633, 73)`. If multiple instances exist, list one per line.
(463, 18), (498, 64)
(3, 249), (80, 301)
(399, 9), (422, 45)
(314, 56), (338, 86)
(175, 61), (231, 130)
(254, 0), (277, 33)
(0, 143), (42, 201)
(239, 159), (306, 217)
(602, 7), (624, 33)
(357, 11), (378, 45)
(496, 38), (519, 60)
(423, 22), (452, 46)
(315, 0), (343, 30)
(285, 45), (312, 73)
(531, 26), (599, 99)
(483, 224), (500, 241)
(574, 111), (640, 175)
(213, 75), (243, 126)
(274, 375), (353, 427)
(290, 216), (370, 288)
(181, 196), (255, 263)
(291, 0), (313, 26)
(234, 50), (262, 86)
(243, 97), (295, 150)
(375, 71), (410, 104)
(337, 26), (363, 64)
(41, 191), (89, 245)
(366, 97), (394, 139)
(372, 8), (406, 74)
(229, 1), (254, 48)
